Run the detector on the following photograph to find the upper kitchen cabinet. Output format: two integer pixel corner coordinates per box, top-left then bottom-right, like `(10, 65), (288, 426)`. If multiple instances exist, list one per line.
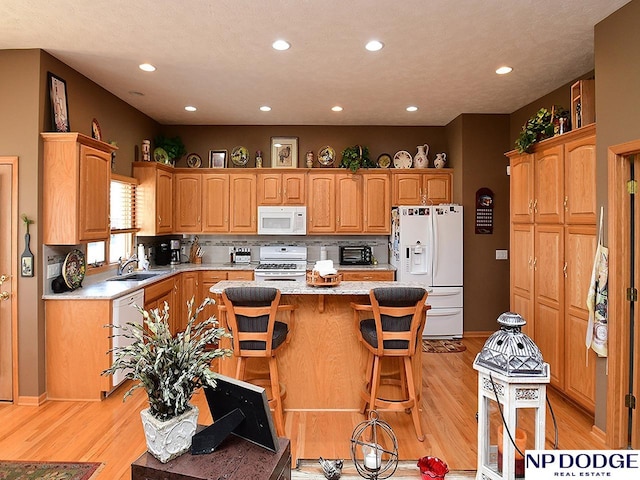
(257, 172), (306, 205)
(336, 173), (363, 233)
(133, 162), (174, 235)
(228, 173), (257, 233)
(564, 129), (597, 224)
(363, 173), (391, 233)
(174, 171), (202, 233)
(307, 172), (336, 233)
(202, 173), (230, 232)
(391, 170), (452, 206)
(42, 133), (115, 244)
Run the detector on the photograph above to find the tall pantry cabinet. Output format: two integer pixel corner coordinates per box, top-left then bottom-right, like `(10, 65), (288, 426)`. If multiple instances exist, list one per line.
(507, 124), (597, 414)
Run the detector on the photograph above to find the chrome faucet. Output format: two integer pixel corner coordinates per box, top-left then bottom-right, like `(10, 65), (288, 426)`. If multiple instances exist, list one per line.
(117, 254), (138, 276)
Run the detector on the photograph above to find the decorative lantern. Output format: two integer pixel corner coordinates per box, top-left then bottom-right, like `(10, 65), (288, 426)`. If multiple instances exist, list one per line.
(473, 312), (550, 480)
(350, 411), (398, 480)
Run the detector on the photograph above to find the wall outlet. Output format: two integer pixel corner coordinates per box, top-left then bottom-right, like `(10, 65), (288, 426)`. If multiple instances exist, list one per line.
(506, 165), (511, 176)
(496, 249), (508, 260)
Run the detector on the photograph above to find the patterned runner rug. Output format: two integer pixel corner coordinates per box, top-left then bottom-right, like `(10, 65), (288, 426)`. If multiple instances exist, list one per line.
(422, 339), (467, 353)
(293, 460), (475, 479)
(0, 461), (102, 480)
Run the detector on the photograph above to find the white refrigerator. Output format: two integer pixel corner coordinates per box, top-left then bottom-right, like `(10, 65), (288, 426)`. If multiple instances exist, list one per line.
(390, 205), (463, 338)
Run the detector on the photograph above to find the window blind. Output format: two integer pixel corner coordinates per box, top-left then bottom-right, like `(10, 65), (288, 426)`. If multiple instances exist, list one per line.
(110, 175), (138, 232)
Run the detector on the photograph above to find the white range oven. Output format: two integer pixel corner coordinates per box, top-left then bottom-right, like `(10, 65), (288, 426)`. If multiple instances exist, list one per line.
(254, 246), (307, 284)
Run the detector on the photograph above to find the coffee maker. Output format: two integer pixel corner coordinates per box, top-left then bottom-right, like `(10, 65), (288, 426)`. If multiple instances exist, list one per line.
(170, 239), (181, 265)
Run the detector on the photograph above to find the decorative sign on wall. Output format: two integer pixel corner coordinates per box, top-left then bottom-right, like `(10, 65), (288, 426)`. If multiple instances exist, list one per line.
(475, 188), (494, 234)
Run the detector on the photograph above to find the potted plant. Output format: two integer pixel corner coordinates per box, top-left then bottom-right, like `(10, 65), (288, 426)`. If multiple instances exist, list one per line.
(514, 105), (569, 153)
(102, 297), (232, 463)
(340, 145), (374, 172)
(154, 134), (186, 164)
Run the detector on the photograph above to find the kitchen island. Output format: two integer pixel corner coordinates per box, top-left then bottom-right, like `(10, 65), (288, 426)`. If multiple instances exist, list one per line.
(210, 280), (426, 411)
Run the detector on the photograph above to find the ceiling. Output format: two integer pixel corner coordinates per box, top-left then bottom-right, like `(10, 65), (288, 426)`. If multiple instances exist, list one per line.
(0, 0), (630, 126)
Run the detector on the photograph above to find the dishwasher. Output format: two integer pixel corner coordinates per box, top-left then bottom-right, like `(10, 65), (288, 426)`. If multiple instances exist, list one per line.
(111, 289), (144, 389)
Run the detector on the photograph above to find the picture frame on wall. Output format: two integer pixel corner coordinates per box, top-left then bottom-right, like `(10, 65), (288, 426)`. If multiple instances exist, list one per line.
(47, 72), (70, 132)
(209, 149), (227, 168)
(270, 136), (298, 168)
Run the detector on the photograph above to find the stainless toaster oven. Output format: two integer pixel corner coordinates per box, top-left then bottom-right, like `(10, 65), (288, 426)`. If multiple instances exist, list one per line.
(339, 246), (373, 265)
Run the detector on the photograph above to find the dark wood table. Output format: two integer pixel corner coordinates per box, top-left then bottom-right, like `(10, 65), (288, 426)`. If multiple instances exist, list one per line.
(131, 435), (291, 480)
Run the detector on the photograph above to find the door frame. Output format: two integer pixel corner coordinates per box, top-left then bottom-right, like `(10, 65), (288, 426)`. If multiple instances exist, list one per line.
(607, 140), (640, 448)
(0, 156), (18, 402)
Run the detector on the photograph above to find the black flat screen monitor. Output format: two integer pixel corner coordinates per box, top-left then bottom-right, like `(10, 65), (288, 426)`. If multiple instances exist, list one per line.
(194, 374), (278, 454)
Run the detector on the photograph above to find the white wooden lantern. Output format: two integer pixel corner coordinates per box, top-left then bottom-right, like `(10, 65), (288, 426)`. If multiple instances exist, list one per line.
(473, 312), (550, 480)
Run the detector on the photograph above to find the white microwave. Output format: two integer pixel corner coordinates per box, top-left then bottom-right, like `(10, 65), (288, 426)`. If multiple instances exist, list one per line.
(257, 206), (307, 235)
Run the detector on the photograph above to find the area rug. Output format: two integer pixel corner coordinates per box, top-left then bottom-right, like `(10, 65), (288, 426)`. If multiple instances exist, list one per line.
(293, 460), (475, 479)
(0, 460), (102, 480)
(422, 339), (467, 353)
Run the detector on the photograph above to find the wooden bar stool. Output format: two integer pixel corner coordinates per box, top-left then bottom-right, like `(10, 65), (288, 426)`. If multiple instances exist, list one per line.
(221, 287), (295, 437)
(351, 287), (428, 441)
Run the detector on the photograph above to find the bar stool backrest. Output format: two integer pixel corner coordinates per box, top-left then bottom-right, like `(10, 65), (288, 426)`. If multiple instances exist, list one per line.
(370, 287), (428, 356)
(222, 287), (281, 356)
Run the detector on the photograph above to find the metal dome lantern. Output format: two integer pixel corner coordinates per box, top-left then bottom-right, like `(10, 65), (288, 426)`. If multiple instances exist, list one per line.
(474, 312), (547, 377)
(473, 312), (550, 480)
(350, 411), (398, 480)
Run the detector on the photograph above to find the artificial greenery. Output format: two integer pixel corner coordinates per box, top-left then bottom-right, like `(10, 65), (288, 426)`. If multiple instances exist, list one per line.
(154, 135), (186, 161)
(340, 145), (374, 172)
(514, 106), (569, 154)
(102, 297), (232, 421)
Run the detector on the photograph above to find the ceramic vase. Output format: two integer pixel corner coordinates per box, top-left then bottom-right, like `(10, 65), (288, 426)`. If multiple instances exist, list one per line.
(140, 405), (199, 463)
(414, 144), (429, 168)
(434, 153), (447, 169)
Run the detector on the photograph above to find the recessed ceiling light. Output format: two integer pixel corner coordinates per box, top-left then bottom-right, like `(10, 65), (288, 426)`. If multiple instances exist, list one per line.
(184, 106), (197, 112)
(365, 40), (384, 52)
(406, 106), (418, 112)
(139, 63), (156, 72)
(260, 106), (272, 112)
(331, 106), (343, 112)
(272, 40), (291, 51)
(496, 66), (513, 75)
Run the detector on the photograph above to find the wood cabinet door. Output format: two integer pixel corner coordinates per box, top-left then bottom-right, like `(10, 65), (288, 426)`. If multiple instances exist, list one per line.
(341, 271), (394, 281)
(392, 173), (421, 205)
(257, 173), (282, 205)
(307, 173), (336, 233)
(534, 145), (564, 224)
(509, 153), (535, 224)
(156, 169), (174, 234)
(363, 173), (390, 233)
(174, 172), (202, 233)
(229, 174), (256, 232)
(510, 223), (535, 338)
(424, 172), (452, 204)
(202, 174), (229, 232)
(336, 173), (363, 233)
(534, 224), (565, 388)
(282, 173), (306, 205)
(564, 134), (597, 224)
(201, 271), (228, 320)
(78, 144), (111, 241)
(564, 225), (597, 413)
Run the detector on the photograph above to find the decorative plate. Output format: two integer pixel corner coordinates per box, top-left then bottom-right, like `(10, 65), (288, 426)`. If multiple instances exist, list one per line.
(231, 146), (249, 166)
(318, 146), (336, 166)
(153, 147), (169, 164)
(62, 249), (86, 290)
(186, 153), (202, 168)
(377, 153), (392, 168)
(91, 118), (102, 141)
(393, 150), (413, 169)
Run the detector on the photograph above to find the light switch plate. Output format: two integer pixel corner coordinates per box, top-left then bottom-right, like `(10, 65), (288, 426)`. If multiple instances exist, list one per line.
(496, 249), (508, 260)
(47, 263), (61, 279)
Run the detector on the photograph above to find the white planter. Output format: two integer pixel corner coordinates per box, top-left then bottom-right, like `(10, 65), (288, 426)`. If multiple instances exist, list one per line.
(140, 405), (199, 463)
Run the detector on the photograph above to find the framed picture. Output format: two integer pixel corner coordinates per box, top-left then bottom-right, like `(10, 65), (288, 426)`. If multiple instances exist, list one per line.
(270, 136), (298, 168)
(47, 72), (70, 132)
(209, 149), (227, 168)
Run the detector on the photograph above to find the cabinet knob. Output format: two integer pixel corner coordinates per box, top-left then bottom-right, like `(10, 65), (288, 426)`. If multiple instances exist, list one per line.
(528, 199), (533, 213)
(563, 262), (568, 277)
(0, 291), (9, 301)
(533, 257), (538, 270)
(0, 274), (8, 285)
(533, 199), (538, 213)
(564, 196), (568, 210)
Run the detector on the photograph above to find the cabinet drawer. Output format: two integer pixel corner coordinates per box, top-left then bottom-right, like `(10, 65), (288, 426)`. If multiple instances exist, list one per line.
(228, 270), (254, 280)
(341, 270), (394, 281)
(201, 271), (228, 283)
(144, 277), (175, 302)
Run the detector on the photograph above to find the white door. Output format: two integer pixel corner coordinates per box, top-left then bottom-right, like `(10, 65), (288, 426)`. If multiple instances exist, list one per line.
(0, 157), (18, 401)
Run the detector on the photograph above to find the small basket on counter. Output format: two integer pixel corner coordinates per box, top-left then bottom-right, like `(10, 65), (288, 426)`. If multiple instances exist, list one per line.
(306, 271), (343, 287)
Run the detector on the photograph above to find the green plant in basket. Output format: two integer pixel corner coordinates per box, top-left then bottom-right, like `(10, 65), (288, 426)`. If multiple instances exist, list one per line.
(515, 108), (555, 154)
(340, 145), (374, 172)
(154, 135), (186, 162)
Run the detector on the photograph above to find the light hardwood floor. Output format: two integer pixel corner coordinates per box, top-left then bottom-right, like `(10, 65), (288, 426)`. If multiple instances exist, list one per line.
(0, 337), (606, 479)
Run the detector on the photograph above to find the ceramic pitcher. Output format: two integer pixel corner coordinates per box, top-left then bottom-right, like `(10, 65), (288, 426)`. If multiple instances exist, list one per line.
(434, 153), (447, 169)
(414, 144), (429, 168)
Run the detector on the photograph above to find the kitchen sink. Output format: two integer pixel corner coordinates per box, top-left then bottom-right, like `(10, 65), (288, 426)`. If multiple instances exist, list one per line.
(107, 272), (161, 282)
